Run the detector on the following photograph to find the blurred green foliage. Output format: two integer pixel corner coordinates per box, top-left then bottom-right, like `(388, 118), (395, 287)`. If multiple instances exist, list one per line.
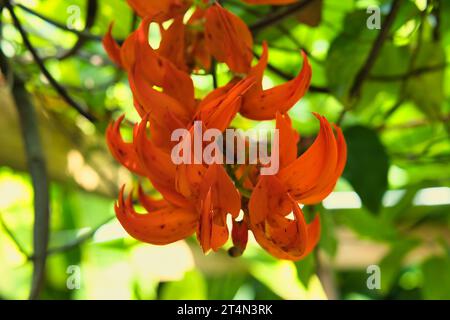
(0, 0), (449, 300)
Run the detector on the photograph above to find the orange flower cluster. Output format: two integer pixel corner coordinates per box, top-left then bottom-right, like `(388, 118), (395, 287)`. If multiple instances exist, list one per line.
(103, 0), (347, 260)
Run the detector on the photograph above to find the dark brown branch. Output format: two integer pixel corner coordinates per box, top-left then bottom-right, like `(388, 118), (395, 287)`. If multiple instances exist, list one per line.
(15, 3), (103, 41)
(250, 0), (316, 34)
(382, 8), (427, 121)
(57, 0), (98, 60)
(369, 63), (447, 81)
(6, 3), (97, 122)
(349, 0), (404, 98)
(0, 48), (50, 300)
(432, 0), (441, 42)
(377, 114), (450, 131)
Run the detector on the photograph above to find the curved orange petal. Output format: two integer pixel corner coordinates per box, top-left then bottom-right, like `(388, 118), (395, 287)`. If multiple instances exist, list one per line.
(129, 65), (191, 150)
(142, 20), (195, 111)
(102, 23), (123, 67)
(276, 112), (299, 169)
(175, 162), (208, 201)
(248, 175), (291, 225)
(298, 124), (347, 204)
(200, 164), (241, 219)
(197, 164), (241, 253)
(158, 16), (187, 71)
(197, 188), (230, 253)
(186, 7), (211, 71)
(106, 115), (146, 176)
(278, 113), (339, 204)
(197, 80), (237, 110)
(134, 117), (190, 207)
(126, 0), (190, 21)
(240, 43), (312, 120)
(115, 186), (197, 245)
(137, 184), (167, 212)
(196, 77), (255, 131)
(204, 3), (253, 74)
(248, 195), (320, 261)
(234, 164), (259, 190)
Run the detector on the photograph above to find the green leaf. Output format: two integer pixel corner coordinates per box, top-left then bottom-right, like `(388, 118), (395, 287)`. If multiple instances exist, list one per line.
(326, 9), (413, 107)
(207, 273), (246, 300)
(318, 210), (338, 257)
(343, 126), (390, 213)
(334, 209), (398, 242)
(381, 185), (422, 222)
(326, 11), (373, 104)
(379, 239), (419, 294)
(295, 253), (316, 288)
(421, 255), (450, 300)
(405, 42), (446, 120)
(159, 270), (207, 300)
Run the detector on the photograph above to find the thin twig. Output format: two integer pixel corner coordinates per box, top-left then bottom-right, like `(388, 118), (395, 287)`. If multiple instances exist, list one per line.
(377, 114), (450, 131)
(337, 0), (404, 126)
(250, 0), (316, 34)
(211, 59), (218, 89)
(369, 63), (447, 81)
(29, 216), (116, 260)
(0, 213), (30, 258)
(227, 0), (323, 64)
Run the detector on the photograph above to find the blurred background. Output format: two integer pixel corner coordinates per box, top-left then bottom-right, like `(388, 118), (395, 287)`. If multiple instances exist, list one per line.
(0, 0), (449, 300)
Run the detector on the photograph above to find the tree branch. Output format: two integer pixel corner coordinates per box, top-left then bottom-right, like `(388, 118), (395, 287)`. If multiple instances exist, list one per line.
(250, 0), (316, 35)
(349, 0), (404, 98)
(28, 216), (115, 260)
(57, 0), (98, 60)
(368, 63), (447, 81)
(0, 212), (30, 259)
(0, 48), (50, 300)
(6, 3), (97, 122)
(15, 3), (103, 41)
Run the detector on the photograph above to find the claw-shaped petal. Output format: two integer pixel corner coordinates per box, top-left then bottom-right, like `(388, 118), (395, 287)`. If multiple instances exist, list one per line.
(137, 184), (167, 212)
(276, 112), (299, 169)
(115, 186), (197, 245)
(240, 42), (312, 120)
(102, 23), (123, 68)
(249, 192), (320, 261)
(204, 3), (253, 74)
(196, 77), (255, 131)
(134, 17), (195, 110)
(158, 16), (187, 71)
(197, 164), (241, 253)
(248, 175), (291, 224)
(134, 117), (191, 207)
(106, 115), (146, 176)
(278, 113), (346, 204)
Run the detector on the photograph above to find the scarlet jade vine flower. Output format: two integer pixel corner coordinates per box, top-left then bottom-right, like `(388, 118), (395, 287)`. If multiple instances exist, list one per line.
(103, 0), (347, 261)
